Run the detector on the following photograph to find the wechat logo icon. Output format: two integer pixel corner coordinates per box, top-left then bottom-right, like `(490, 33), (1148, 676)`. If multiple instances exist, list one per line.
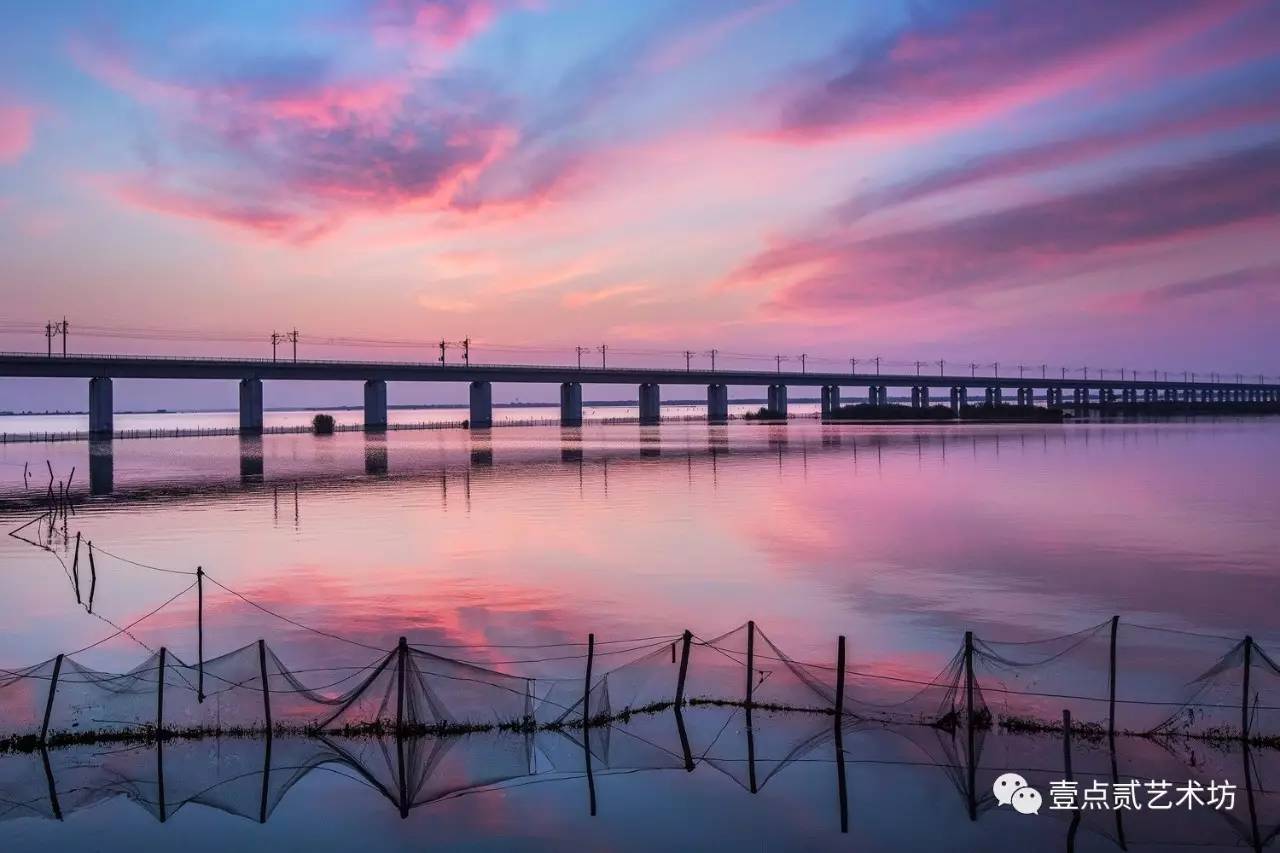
(994, 772), (1042, 815)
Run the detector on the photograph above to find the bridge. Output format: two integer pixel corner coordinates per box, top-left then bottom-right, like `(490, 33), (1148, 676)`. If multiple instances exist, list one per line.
(2, 351), (1277, 434)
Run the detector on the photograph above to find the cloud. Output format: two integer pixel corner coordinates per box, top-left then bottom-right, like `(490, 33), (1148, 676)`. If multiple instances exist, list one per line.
(75, 34), (523, 240)
(0, 102), (34, 163)
(767, 0), (1257, 141)
(838, 92), (1280, 221)
(727, 142), (1280, 314)
(1129, 263), (1280, 308)
(561, 283), (648, 309)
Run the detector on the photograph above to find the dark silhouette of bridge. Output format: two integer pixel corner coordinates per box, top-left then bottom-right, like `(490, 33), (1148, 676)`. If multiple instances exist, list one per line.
(2, 350), (1277, 435)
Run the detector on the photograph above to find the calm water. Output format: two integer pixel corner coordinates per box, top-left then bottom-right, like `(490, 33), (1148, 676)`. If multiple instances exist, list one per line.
(2, 416), (1278, 850)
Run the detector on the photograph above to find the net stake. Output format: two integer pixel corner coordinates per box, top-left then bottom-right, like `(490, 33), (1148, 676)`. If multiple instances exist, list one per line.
(71, 533), (81, 603)
(964, 630), (976, 822)
(196, 567), (204, 703)
(835, 635), (846, 717)
(258, 639), (272, 735)
(1108, 615), (1119, 736)
(87, 541), (97, 613)
(1242, 635), (1253, 741)
(156, 647), (166, 738)
(675, 630), (692, 706)
(746, 620), (756, 708)
(583, 633), (595, 729)
(40, 653), (64, 744)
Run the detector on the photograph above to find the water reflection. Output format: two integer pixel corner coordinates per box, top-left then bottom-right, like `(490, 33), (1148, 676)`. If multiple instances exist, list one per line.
(3, 714), (1275, 851)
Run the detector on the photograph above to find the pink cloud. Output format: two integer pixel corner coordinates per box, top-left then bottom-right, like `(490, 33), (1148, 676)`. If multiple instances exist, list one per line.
(725, 143), (1280, 316)
(0, 102), (34, 163)
(766, 0), (1258, 143)
(365, 0), (517, 51)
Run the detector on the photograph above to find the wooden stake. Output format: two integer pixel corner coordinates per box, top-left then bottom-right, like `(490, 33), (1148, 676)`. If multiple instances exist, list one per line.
(746, 620), (755, 707)
(71, 532), (80, 604)
(1108, 615), (1119, 737)
(156, 647), (166, 738)
(196, 567), (204, 703)
(964, 630), (976, 822)
(258, 639), (272, 734)
(835, 635), (846, 717)
(675, 630), (692, 706)
(40, 654), (63, 744)
(583, 633), (595, 728)
(1242, 635), (1253, 741)
(396, 636), (408, 734)
(87, 541), (97, 614)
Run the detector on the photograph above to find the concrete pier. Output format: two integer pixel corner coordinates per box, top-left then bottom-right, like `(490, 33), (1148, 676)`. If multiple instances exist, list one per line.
(639, 383), (660, 424)
(820, 385), (840, 417)
(89, 376), (113, 435)
(707, 383), (729, 424)
(238, 378), (263, 434)
(89, 437), (113, 494)
(560, 382), (583, 426)
(363, 379), (387, 430)
(767, 384), (788, 417)
(469, 381), (493, 428)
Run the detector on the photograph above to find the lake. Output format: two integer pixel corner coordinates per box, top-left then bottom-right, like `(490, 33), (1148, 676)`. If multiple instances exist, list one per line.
(2, 415), (1278, 851)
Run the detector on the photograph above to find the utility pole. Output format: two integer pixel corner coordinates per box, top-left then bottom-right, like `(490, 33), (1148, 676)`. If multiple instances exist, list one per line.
(599, 344), (607, 369)
(1018, 364), (1025, 380)
(707, 348), (718, 371)
(874, 356), (880, 376)
(288, 328), (298, 362)
(59, 318), (68, 357)
(462, 337), (470, 366)
(684, 350), (694, 371)
(576, 346), (588, 369)
(800, 353), (807, 374)
(849, 357), (856, 375)
(270, 331), (281, 362)
(993, 362), (999, 378)
(775, 354), (782, 373)
(1041, 364), (1047, 380)
(439, 340), (447, 365)
(938, 359), (945, 376)
(914, 360), (923, 376)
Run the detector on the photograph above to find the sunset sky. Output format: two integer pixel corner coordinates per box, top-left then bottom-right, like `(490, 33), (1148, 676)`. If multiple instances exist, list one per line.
(1, 0), (1277, 408)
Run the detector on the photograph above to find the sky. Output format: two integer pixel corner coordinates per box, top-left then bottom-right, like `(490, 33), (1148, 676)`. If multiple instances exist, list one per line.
(0, 0), (1277, 410)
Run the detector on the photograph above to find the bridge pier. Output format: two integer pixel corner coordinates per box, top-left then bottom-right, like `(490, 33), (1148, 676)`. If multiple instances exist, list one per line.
(820, 385), (840, 417)
(363, 380), (387, 430)
(89, 377), (113, 435)
(639, 383), (660, 424)
(560, 382), (583, 426)
(867, 385), (884, 406)
(239, 378), (263, 434)
(469, 381), (493, 428)
(707, 384), (729, 424)
(89, 437), (113, 494)
(767, 384), (788, 417)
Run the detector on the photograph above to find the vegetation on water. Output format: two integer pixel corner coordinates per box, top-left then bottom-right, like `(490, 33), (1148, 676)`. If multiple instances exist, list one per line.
(743, 407), (787, 421)
(823, 403), (1065, 422)
(311, 413), (336, 434)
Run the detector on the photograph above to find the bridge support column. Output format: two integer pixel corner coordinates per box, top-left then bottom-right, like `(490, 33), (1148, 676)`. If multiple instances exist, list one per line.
(707, 384), (729, 424)
(767, 384), (788, 417)
(363, 380), (387, 430)
(820, 385), (840, 417)
(469, 381), (492, 428)
(560, 382), (583, 426)
(867, 385), (881, 406)
(239, 378), (263, 434)
(949, 387), (960, 411)
(919, 386), (930, 407)
(910, 387), (920, 408)
(639, 383), (660, 424)
(89, 377), (113, 436)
